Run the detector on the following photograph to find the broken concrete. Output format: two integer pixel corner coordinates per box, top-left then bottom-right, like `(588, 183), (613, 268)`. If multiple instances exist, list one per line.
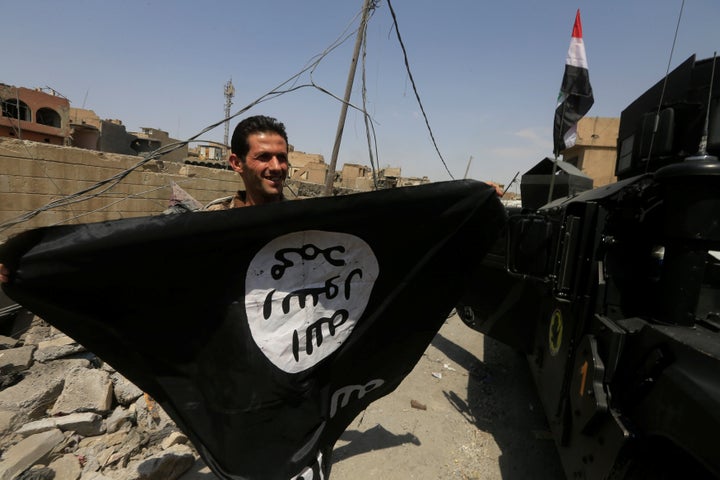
(0, 345), (35, 373)
(110, 372), (143, 406)
(47, 453), (83, 480)
(0, 335), (18, 349)
(50, 367), (113, 415)
(0, 318), (203, 479)
(0, 363), (66, 420)
(106, 406), (135, 434)
(126, 444), (195, 480)
(0, 409), (20, 435)
(17, 412), (104, 438)
(0, 429), (65, 480)
(34, 335), (86, 363)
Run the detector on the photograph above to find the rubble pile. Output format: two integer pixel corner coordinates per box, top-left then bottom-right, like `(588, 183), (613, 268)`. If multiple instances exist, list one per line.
(0, 313), (206, 480)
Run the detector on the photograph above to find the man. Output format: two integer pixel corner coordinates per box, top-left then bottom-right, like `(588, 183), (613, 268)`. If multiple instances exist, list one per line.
(0, 115), (288, 283)
(206, 115), (289, 209)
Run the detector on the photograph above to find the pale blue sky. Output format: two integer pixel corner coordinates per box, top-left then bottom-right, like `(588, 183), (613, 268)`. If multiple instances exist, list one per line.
(4, 1), (719, 189)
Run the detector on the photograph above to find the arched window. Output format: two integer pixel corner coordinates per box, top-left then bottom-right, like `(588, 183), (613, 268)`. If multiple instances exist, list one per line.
(1, 99), (31, 121)
(36, 107), (62, 127)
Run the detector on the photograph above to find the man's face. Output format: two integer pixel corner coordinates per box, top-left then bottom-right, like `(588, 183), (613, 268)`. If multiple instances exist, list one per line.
(230, 132), (289, 205)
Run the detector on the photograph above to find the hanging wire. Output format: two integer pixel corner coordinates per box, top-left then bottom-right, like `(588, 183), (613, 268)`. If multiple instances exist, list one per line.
(305, 1), (381, 190)
(0, 7), (379, 233)
(1, 0), (450, 230)
(386, 0), (454, 179)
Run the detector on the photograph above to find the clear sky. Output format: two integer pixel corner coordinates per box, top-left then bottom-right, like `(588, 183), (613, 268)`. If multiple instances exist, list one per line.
(4, 1), (719, 190)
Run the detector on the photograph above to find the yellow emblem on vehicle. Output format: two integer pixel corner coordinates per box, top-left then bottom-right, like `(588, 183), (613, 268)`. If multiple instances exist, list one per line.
(548, 309), (563, 356)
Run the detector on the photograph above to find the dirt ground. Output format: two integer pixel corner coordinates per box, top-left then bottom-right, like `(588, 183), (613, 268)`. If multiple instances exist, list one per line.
(182, 312), (566, 480)
(329, 312), (565, 480)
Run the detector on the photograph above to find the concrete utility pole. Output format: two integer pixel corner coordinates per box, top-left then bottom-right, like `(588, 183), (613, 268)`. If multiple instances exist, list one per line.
(223, 79), (235, 148)
(323, 0), (373, 196)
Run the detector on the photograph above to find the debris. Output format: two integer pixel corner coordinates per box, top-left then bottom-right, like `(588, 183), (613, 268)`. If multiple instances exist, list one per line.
(144, 393), (161, 421)
(431, 372), (443, 379)
(410, 400), (427, 411)
(0, 429), (64, 480)
(17, 412), (104, 437)
(0, 346), (35, 373)
(49, 367), (113, 415)
(0, 319), (197, 480)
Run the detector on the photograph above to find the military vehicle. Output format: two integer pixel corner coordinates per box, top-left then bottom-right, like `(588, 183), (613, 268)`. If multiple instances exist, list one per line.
(457, 54), (720, 479)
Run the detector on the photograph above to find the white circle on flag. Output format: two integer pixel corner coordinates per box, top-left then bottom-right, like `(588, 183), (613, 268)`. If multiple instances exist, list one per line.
(245, 230), (379, 373)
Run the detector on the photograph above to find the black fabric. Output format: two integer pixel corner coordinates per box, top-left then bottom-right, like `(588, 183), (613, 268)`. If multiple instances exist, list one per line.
(553, 63), (594, 155)
(0, 180), (505, 480)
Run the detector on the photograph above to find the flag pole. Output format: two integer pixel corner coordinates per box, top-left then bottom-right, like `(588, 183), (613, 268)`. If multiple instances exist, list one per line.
(549, 9), (593, 205)
(547, 154), (559, 203)
(548, 102), (566, 203)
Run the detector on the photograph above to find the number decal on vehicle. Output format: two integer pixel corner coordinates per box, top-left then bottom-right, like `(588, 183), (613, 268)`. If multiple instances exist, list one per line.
(579, 360), (588, 397)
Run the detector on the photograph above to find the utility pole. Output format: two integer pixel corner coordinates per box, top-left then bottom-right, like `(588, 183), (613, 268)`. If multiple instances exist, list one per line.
(323, 0), (373, 196)
(463, 156), (473, 179)
(223, 79), (235, 149)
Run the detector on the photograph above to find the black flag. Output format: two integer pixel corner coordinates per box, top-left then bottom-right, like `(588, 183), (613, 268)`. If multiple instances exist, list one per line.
(0, 180), (505, 479)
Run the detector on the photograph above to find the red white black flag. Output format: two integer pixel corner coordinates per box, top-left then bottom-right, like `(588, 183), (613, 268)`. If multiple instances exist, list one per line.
(553, 9), (594, 156)
(0, 180), (504, 479)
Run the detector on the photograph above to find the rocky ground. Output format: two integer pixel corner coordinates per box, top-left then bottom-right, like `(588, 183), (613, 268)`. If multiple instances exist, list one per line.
(0, 308), (565, 480)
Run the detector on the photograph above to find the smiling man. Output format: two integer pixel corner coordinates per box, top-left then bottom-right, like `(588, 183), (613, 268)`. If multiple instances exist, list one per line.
(0, 116), (290, 282)
(207, 115), (289, 209)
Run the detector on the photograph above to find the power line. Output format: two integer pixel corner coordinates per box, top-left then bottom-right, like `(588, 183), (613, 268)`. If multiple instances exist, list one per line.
(0, 15), (367, 233)
(1, 3), (440, 229)
(386, 0), (454, 180)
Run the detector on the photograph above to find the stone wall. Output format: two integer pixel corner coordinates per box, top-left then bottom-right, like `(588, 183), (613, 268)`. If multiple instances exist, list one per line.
(0, 139), (243, 243)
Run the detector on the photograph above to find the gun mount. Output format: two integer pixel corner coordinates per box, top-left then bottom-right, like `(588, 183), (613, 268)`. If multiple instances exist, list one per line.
(458, 54), (720, 479)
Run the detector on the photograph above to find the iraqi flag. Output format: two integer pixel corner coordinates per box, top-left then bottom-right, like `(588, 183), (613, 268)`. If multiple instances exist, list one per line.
(553, 9), (594, 156)
(0, 180), (505, 480)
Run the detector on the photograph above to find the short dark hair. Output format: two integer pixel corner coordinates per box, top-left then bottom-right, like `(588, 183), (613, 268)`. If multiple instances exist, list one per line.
(230, 115), (288, 161)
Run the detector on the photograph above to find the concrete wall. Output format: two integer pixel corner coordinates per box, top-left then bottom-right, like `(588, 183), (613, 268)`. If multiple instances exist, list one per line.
(99, 120), (138, 156)
(576, 117), (618, 149)
(132, 128), (187, 164)
(0, 139), (243, 242)
(289, 151), (327, 184)
(577, 148), (617, 187)
(563, 116), (620, 187)
(340, 164), (369, 189)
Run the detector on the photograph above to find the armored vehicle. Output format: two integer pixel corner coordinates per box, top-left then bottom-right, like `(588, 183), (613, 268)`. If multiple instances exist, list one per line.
(457, 54), (720, 479)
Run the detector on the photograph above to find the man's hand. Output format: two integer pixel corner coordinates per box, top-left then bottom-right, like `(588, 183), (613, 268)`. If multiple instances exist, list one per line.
(0, 264), (10, 284)
(486, 181), (503, 197)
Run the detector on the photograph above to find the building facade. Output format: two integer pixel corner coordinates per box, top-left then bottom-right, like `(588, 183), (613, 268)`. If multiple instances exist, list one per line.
(0, 85), (71, 146)
(560, 116), (620, 187)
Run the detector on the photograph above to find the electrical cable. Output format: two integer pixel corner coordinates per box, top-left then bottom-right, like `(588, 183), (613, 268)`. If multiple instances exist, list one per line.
(0, 16), (367, 234)
(361, 6), (381, 190)
(0, 2), (426, 231)
(386, 0), (454, 180)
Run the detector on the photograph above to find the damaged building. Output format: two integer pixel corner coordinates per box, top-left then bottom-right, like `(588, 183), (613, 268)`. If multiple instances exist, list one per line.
(0, 85), (71, 146)
(1, 83), (187, 160)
